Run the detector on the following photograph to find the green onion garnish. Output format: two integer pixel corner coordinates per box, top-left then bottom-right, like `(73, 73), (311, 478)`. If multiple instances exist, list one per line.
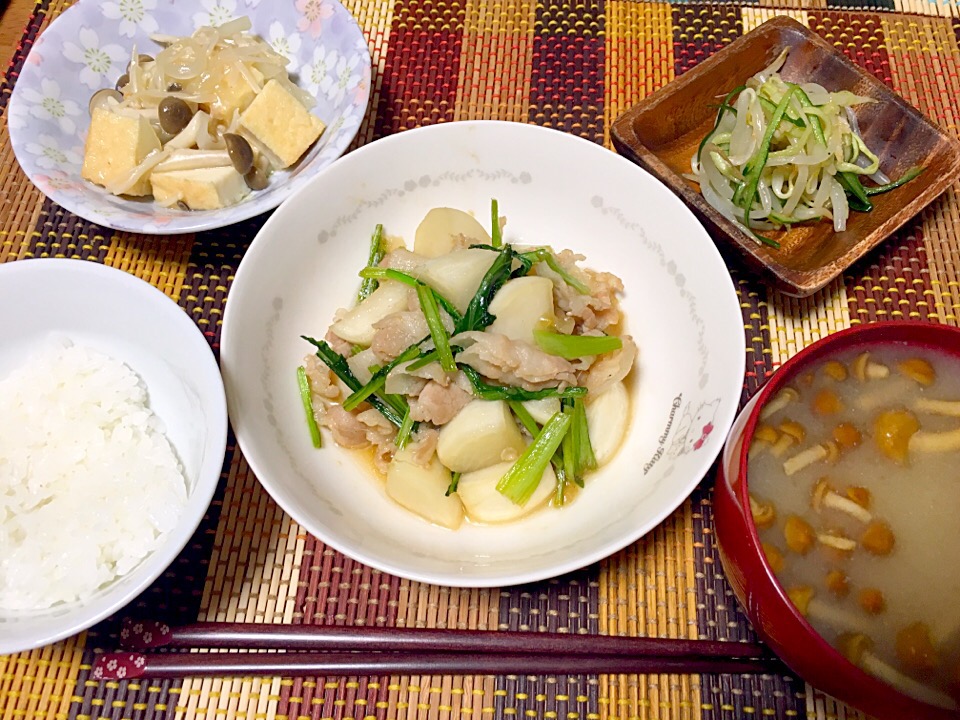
(359, 266), (462, 325)
(455, 245), (516, 333)
(517, 248), (591, 295)
(302, 337), (406, 428)
(497, 411), (572, 505)
(507, 400), (541, 437)
(573, 396), (597, 475)
(554, 465), (568, 506)
(552, 397), (598, 489)
(532, 330), (622, 359)
(460, 365), (587, 402)
(561, 403), (577, 488)
(416, 284), (456, 373)
(297, 366), (322, 448)
(445, 471), (461, 497)
(342, 345), (420, 412)
(357, 224), (385, 303)
(491, 199), (502, 248)
(395, 406), (415, 448)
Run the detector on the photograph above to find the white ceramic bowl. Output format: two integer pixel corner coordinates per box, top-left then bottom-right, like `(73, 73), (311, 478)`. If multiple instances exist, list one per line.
(0, 259), (227, 654)
(220, 120), (745, 587)
(7, 0), (371, 234)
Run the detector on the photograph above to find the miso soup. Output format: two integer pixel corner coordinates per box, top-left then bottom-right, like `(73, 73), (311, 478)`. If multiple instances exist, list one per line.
(748, 344), (960, 710)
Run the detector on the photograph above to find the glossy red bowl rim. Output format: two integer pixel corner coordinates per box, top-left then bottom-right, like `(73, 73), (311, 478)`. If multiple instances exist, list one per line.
(719, 320), (960, 719)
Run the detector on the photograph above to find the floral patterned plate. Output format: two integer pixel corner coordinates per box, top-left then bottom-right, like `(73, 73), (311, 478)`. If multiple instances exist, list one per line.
(8, 0), (371, 234)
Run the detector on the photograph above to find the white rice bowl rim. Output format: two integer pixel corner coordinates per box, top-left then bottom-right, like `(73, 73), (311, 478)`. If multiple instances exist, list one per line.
(0, 259), (227, 655)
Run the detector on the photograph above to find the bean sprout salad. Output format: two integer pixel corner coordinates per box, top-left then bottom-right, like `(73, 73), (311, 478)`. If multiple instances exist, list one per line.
(690, 50), (920, 248)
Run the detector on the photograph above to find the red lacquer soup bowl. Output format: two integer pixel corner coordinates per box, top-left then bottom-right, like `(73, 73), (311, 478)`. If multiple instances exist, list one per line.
(714, 321), (960, 720)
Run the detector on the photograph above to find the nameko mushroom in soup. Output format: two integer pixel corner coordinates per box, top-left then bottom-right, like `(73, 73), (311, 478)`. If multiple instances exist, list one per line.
(748, 345), (960, 711)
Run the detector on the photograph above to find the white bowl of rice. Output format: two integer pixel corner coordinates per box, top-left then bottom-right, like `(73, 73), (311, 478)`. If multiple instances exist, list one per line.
(0, 259), (227, 655)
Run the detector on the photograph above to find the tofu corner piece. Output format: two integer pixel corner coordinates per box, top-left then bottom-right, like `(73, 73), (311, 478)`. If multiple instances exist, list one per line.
(239, 79), (326, 169)
(150, 166), (250, 211)
(81, 107), (161, 196)
(209, 65), (264, 122)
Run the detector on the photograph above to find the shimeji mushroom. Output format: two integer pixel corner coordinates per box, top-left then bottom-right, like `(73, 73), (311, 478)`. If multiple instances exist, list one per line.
(909, 424), (960, 454)
(832, 422), (862, 450)
(914, 397), (960, 418)
(856, 377), (914, 412)
(846, 486), (872, 509)
(770, 420), (805, 458)
(852, 352), (890, 381)
(770, 434), (798, 458)
(749, 424), (781, 458)
(838, 633), (959, 710)
(783, 441), (839, 476)
(860, 521), (896, 556)
(749, 495), (777, 529)
(787, 586), (873, 635)
(812, 388), (844, 415)
(825, 569), (850, 598)
(759, 387), (799, 420)
(811, 478), (873, 524)
(874, 409), (919, 464)
(858, 588), (886, 615)
(817, 529), (857, 557)
(783, 515), (815, 555)
(762, 543), (785, 573)
(780, 420), (806, 443)
(898, 358), (936, 386)
(787, 586), (816, 615)
(896, 622), (939, 673)
(822, 360), (849, 382)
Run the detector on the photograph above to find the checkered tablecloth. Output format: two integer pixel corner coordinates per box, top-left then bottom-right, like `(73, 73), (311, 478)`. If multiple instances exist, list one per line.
(5, 0), (960, 717)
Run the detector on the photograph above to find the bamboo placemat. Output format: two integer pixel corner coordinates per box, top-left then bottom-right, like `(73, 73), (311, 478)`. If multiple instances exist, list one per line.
(3, 0), (960, 718)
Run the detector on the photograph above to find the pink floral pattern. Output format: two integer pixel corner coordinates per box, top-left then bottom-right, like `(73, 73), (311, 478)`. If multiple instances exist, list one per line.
(91, 653), (148, 680)
(8, 0), (372, 234)
(296, 0), (334, 38)
(120, 618), (172, 649)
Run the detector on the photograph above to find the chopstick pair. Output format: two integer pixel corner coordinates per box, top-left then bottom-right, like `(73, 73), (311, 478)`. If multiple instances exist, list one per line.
(90, 620), (786, 680)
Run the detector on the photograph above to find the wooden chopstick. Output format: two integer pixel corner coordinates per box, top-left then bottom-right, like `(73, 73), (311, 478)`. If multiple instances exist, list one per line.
(118, 619), (772, 659)
(91, 650), (785, 681)
(91, 620), (788, 680)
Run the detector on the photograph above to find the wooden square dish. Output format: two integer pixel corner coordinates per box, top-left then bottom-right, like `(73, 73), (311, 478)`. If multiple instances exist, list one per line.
(610, 15), (960, 297)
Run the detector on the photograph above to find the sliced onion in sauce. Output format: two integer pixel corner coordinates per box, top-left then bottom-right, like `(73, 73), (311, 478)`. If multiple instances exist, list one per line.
(153, 149), (233, 173)
(157, 39), (207, 80)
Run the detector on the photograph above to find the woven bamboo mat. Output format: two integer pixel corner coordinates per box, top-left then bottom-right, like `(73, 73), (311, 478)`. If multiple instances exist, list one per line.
(2, 0), (960, 718)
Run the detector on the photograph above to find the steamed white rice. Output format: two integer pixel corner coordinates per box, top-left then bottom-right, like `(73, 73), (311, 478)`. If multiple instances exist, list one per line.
(0, 341), (188, 610)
